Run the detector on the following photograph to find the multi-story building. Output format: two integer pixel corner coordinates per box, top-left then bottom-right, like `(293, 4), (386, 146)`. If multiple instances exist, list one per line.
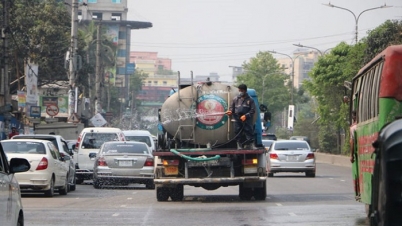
(66, 0), (152, 91)
(130, 51), (172, 77)
(275, 49), (320, 89)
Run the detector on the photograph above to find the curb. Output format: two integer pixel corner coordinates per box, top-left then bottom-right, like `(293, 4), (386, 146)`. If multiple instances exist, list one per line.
(315, 152), (352, 168)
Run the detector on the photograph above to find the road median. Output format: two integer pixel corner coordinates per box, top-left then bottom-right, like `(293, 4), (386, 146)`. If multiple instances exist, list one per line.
(315, 152), (352, 168)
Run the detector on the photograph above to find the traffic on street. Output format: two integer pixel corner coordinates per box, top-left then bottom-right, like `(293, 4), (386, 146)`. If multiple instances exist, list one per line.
(21, 163), (368, 226)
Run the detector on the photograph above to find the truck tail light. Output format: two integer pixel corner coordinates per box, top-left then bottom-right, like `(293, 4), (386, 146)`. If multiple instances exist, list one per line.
(163, 159), (179, 166)
(306, 153), (314, 160)
(144, 158), (154, 167)
(98, 157), (107, 166)
(76, 134), (82, 150)
(242, 158), (258, 165)
(269, 153), (278, 159)
(36, 157), (48, 170)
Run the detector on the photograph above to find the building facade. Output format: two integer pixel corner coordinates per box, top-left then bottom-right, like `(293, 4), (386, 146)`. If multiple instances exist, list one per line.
(71, 0), (152, 91)
(275, 49), (320, 89)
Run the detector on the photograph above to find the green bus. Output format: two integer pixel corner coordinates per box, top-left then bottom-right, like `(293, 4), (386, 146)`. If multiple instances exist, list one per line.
(350, 45), (402, 224)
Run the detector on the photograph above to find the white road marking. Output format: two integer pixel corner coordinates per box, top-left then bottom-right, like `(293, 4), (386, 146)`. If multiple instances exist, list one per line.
(340, 180), (345, 182)
(132, 192), (137, 195)
(329, 178), (334, 179)
(127, 197), (132, 200)
(276, 203), (282, 206)
(120, 205), (126, 207)
(289, 212), (297, 217)
(112, 213), (120, 217)
(266, 197), (271, 199)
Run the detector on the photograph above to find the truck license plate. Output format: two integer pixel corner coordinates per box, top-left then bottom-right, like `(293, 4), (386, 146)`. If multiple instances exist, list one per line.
(164, 166), (178, 175)
(119, 160), (132, 166)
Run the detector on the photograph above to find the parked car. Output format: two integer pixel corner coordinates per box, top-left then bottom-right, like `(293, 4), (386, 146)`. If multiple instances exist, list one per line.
(12, 134), (77, 191)
(262, 139), (274, 151)
(262, 133), (277, 140)
(1, 139), (70, 197)
(266, 140), (316, 177)
(92, 141), (155, 189)
(0, 141), (30, 226)
(75, 127), (126, 184)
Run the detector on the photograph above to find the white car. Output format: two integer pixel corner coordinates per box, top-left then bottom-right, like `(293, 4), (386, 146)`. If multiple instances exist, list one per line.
(1, 139), (70, 197)
(266, 140), (316, 177)
(75, 127), (126, 183)
(0, 140), (30, 226)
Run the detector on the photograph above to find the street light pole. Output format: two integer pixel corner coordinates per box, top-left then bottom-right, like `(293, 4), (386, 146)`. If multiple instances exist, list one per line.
(268, 50), (301, 105)
(293, 43), (323, 56)
(323, 3), (392, 44)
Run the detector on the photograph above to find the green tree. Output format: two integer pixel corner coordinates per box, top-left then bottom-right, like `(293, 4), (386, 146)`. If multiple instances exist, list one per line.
(6, 0), (70, 92)
(236, 51), (289, 117)
(363, 20), (402, 64)
(304, 42), (353, 153)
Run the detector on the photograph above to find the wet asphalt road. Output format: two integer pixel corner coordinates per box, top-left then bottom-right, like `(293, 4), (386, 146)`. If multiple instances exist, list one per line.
(21, 163), (369, 226)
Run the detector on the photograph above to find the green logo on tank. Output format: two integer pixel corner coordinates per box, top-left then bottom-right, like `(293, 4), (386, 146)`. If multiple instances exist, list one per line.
(196, 95), (228, 130)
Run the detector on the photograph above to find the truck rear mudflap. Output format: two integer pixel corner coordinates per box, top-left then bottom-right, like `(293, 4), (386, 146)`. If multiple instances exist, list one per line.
(154, 176), (266, 185)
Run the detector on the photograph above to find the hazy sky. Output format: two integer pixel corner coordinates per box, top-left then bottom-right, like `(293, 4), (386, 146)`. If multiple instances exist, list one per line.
(126, 0), (402, 80)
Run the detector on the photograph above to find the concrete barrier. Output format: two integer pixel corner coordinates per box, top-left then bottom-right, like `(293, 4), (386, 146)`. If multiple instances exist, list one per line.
(315, 152), (352, 168)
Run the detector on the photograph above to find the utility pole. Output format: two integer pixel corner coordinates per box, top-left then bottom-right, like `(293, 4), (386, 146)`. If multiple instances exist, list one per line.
(95, 22), (102, 114)
(68, 0), (78, 116)
(2, 0), (10, 105)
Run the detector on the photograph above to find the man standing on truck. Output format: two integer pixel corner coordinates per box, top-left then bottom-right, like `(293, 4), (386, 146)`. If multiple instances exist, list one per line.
(226, 84), (256, 150)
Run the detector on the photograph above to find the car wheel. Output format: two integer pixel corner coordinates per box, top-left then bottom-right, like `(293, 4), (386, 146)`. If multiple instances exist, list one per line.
(17, 212), (23, 226)
(59, 176), (68, 195)
(254, 182), (267, 201)
(267, 172), (274, 177)
(145, 181), (155, 190)
(170, 185), (184, 201)
(69, 175), (76, 191)
(93, 179), (103, 189)
(239, 183), (253, 200)
(44, 177), (55, 197)
(156, 186), (170, 201)
(306, 172), (316, 177)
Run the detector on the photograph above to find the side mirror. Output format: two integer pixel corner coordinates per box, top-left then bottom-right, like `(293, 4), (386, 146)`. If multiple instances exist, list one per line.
(89, 153), (97, 159)
(9, 158), (31, 173)
(60, 155), (71, 161)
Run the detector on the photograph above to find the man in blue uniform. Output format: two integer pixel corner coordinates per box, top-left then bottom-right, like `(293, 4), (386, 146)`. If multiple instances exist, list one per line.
(226, 84), (256, 149)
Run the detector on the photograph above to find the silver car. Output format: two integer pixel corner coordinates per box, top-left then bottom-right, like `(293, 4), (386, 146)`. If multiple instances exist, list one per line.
(92, 141), (155, 189)
(266, 140), (316, 177)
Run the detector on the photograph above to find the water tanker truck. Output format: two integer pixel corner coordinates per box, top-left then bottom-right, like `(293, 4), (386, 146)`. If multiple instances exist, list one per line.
(153, 78), (267, 201)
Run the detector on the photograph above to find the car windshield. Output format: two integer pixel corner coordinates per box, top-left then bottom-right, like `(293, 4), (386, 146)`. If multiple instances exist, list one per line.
(2, 141), (46, 154)
(101, 142), (149, 154)
(125, 136), (152, 147)
(274, 142), (309, 151)
(82, 133), (119, 149)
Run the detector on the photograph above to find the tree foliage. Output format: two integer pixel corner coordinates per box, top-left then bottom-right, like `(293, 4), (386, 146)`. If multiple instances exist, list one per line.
(6, 0), (71, 91)
(236, 51), (289, 116)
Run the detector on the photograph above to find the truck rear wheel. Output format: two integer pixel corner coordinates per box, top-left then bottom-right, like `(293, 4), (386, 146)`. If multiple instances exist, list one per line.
(156, 187), (170, 201)
(254, 182), (267, 200)
(76, 178), (84, 184)
(239, 183), (253, 200)
(170, 185), (184, 201)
